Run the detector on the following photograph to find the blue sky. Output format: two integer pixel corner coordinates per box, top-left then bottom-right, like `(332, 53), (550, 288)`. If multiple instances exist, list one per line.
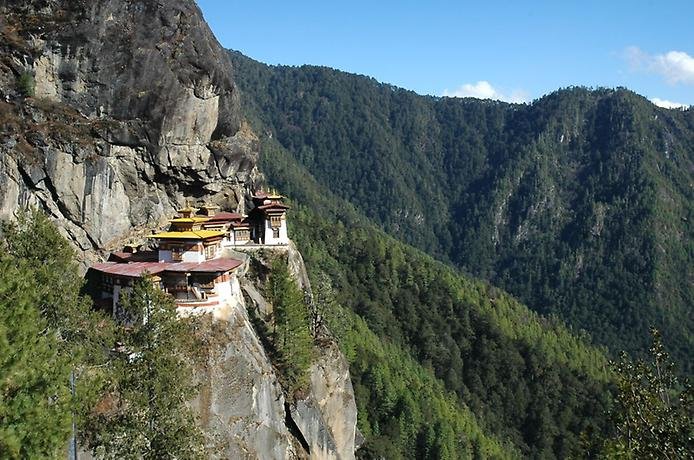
(196, 0), (694, 107)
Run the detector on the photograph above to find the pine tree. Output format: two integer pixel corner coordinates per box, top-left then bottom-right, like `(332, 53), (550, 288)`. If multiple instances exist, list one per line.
(267, 259), (313, 394)
(2, 209), (113, 432)
(0, 257), (73, 459)
(1, 208), (109, 359)
(84, 277), (205, 459)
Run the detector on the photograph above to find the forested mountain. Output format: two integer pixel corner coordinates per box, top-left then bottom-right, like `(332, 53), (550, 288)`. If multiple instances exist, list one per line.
(228, 51), (694, 372)
(1, 0), (690, 456)
(253, 137), (615, 457)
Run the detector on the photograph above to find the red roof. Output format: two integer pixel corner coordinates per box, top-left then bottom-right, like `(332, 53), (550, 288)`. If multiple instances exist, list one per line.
(204, 212), (243, 223)
(91, 262), (167, 277)
(91, 258), (243, 278)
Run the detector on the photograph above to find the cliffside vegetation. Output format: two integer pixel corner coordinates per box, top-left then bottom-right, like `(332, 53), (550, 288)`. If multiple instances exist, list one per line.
(229, 51), (694, 375)
(83, 278), (206, 459)
(266, 258), (314, 394)
(0, 211), (206, 459)
(0, 257), (72, 458)
(227, 59), (694, 455)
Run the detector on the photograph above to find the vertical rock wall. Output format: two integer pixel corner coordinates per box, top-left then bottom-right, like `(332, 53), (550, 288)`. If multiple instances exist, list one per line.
(0, 2), (360, 458)
(0, 0), (260, 264)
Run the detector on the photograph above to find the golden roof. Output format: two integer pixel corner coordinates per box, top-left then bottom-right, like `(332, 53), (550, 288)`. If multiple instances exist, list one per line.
(169, 217), (210, 223)
(147, 230), (224, 240)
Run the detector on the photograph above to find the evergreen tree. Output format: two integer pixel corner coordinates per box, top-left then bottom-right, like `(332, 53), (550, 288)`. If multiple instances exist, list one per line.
(1, 209), (113, 430)
(0, 257), (73, 459)
(83, 277), (205, 460)
(267, 259), (313, 394)
(1, 208), (108, 360)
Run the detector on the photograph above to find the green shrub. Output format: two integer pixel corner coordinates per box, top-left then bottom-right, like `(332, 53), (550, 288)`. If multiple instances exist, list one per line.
(17, 71), (35, 97)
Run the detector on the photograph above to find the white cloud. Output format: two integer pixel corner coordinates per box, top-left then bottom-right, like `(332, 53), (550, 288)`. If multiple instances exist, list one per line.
(443, 80), (528, 103)
(625, 46), (694, 85)
(650, 97), (689, 109)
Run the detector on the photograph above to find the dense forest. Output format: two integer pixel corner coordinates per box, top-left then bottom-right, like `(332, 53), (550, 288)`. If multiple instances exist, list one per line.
(252, 137), (616, 457)
(295, 203), (613, 458)
(229, 51), (694, 373)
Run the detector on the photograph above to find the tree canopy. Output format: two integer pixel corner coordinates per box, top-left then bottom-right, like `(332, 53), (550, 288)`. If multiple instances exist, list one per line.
(603, 329), (693, 458)
(230, 50), (694, 374)
(0, 257), (72, 459)
(266, 258), (314, 395)
(0, 210), (206, 459)
(83, 277), (206, 459)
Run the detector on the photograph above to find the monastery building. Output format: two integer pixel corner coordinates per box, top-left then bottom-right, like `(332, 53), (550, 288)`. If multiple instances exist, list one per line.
(89, 190), (289, 315)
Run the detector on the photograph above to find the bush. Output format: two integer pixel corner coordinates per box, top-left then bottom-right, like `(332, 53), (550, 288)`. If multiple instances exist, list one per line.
(17, 71), (35, 97)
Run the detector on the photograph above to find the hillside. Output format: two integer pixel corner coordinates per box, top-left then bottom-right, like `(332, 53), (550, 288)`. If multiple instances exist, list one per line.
(252, 135), (614, 458)
(0, 0), (687, 458)
(228, 51), (694, 371)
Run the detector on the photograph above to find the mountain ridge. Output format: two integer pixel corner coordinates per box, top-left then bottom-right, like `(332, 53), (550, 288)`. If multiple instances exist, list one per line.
(0, 1), (688, 457)
(228, 49), (693, 372)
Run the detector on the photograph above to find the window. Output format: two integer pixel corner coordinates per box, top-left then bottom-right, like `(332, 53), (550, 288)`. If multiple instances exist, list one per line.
(270, 215), (282, 228)
(236, 230), (249, 241)
(273, 228), (280, 239)
(204, 244), (217, 259)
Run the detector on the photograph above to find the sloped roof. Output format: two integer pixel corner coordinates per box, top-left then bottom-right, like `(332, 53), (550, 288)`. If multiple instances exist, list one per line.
(91, 262), (167, 277)
(169, 217), (210, 223)
(147, 230), (224, 240)
(204, 212), (243, 223)
(92, 258), (243, 278)
(108, 251), (158, 263)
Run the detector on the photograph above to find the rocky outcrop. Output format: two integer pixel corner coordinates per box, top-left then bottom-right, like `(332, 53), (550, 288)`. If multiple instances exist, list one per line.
(287, 240), (312, 291)
(0, 2), (360, 458)
(191, 296), (303, 460)
(240, 247), (359, 459)
(289, 343), (358, 460)
(195, 286), (359, 460)
(0, 0), (260, 265)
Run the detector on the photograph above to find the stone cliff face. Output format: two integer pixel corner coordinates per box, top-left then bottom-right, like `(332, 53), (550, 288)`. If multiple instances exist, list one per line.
(0, 0), (259, 264)
(239, 246), (359, 460)
(0, 1), (358, 458)
(194, 249), (358, 459)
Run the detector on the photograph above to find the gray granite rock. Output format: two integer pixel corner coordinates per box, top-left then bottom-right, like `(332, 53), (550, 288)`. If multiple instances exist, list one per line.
(290, 343), (358, 460)
(191, 296), (303, 460)
(0, 0), (259, 264)
(0, 2), (359, 458)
